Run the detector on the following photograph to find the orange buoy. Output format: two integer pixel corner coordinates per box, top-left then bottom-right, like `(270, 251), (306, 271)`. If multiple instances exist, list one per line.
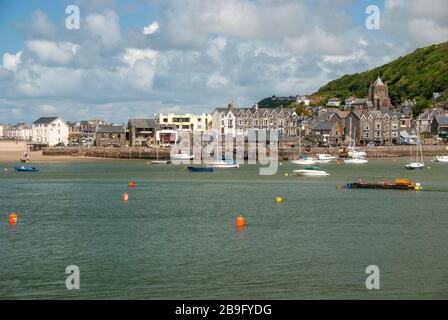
(128, 181), (136, 188)
(336, 185), (346, 189)
(235, 215), (245, 228)
(122, 192), (129, 201)
(8, 214), (17, 225)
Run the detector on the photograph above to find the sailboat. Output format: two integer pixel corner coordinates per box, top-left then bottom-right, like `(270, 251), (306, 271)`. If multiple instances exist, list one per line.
(405, 143), (424, 170)
(344, 118), (368, 164)
(152, 144), (171, 164)
(290, 127), (316, 165)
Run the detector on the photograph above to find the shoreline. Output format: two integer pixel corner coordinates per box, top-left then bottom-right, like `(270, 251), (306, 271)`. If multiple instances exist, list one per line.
(1, 140), (447, 164)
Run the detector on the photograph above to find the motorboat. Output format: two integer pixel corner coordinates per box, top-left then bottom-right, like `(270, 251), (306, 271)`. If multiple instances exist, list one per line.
(290, 156), (316, 165)
(348, 147), (367, 158)
(344, 156), (368, 164)
(171, 153), (194, 160)
(293, 166), (330, 176)
(209, 159), (239, 168)
(15, 166), (39, 172)
(152, 160), (171, 164)
(187, 166), (213, 172)
(435, 155), (448, 163)
(315, 154), (337, 164)
(20, 152), (30, 163)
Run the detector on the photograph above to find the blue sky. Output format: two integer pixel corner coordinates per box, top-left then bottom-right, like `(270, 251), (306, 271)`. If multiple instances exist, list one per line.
(0, 0), (447, 124)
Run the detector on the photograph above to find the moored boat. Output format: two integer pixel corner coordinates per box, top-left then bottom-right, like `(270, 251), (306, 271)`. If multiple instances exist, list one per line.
(293, 166), (330, 176)
(405, 162), (424, 170)
(344, 156), (368, 164)
(20, 152), (30, 163)
(15, 166), (39, 172)
(435, 155), (448, 163)
(152, 160), (171, 164)
(171, 153), (194, 160)
(343, 178), (421, 190)
(290, 156), (316, 165)
(187, 166), (213, 172)
(209, 159), (239, 168)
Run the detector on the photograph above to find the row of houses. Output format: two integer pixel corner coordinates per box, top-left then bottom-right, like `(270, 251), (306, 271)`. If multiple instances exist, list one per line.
(1, 103), (448, 148)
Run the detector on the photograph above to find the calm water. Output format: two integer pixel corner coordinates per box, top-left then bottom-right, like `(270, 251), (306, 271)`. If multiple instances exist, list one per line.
(0, 159), (447, 299)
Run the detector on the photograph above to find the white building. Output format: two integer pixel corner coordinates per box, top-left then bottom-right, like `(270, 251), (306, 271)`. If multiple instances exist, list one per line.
(154, 112), (212, 133)
(4, 123), (32, 140)
(327, 98), (341, 107)
(32, 117), (69, 146)
(0, 125), (4, 138)
(296, 95), (310, 106)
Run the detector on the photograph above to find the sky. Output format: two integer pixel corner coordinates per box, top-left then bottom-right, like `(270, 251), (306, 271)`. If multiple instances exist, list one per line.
(0, 0), (447, 124)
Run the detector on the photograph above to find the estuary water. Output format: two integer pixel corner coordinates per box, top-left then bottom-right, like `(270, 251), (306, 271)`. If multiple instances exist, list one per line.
(0, 159), (447, 299)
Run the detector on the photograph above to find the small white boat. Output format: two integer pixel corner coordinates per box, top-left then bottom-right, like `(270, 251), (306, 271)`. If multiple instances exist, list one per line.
(210, 159), (239, 168)
(293, 166), (330, 176)
(171, 153), (194, 160)
(290, 156), (316, 165)
(435, 155), (448, 163)
(344, 157), (368, 164)
(20, 152), (30, 163)
(317, 154), (338, 161)
(405, 162), (424, 170)
(152, 160), (171, 164)
(348, 148), (367, 158)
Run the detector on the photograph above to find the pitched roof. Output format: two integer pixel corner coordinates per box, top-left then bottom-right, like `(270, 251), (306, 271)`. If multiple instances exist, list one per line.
(97, 125), (125, 133)
(128, 119), (156, 128)
(33, 117), (59, 125)
(435, 116), (448, 126)
(312, 122), (334, 131)
(373, 76), (384, 86)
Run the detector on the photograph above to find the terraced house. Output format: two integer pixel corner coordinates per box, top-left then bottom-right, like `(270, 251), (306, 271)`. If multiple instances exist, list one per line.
(212, 103), (301, 138)
(358, 110), (402, 145)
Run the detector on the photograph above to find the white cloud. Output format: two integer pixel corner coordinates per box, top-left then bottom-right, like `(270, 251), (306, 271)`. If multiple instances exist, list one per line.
(122, 48), (158, 67)
(26, 40), (78, 65)
(86, 10), (121, 47)
(143, 21), (160, 35)
(37, 104), (57, 114)
(2, 51), (22, 71)
(207, 72), (230, 88)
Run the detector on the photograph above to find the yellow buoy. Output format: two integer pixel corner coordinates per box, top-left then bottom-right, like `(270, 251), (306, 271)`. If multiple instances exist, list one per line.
(275, 196), (283, 203)
(427, 167), (431, 170)
(284, 173), (288, 177)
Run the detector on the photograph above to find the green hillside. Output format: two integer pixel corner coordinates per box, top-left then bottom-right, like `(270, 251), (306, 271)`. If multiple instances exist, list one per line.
(312, 41), (448, 110)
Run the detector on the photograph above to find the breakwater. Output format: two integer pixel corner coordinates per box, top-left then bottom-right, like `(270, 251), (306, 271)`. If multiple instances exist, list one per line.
(42, 145), (448, 160)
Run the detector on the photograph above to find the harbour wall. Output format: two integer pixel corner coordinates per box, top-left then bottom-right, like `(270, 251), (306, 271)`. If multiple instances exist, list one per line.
(43, 145), (448, 160)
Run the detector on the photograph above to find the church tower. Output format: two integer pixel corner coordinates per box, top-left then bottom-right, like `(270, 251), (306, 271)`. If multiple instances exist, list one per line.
(369, 76), (392, 110)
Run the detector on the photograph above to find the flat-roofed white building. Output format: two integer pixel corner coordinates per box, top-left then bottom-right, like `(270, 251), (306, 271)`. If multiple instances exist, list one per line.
(154, 112), (212, 133)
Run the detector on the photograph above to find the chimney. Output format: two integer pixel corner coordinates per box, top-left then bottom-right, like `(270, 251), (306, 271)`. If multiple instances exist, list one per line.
(228, 102), (234, 111)
(255, 102), (258, 110)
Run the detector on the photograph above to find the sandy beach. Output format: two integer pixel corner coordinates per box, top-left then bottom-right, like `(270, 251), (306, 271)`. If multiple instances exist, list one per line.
(0, 141), (109, 163)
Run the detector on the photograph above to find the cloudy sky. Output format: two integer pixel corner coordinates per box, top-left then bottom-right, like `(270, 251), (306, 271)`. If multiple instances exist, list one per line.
(0, 0), (447, 124)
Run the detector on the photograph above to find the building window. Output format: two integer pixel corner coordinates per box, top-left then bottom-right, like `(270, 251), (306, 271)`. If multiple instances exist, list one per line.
(263, 119), (268, 126)
(228, 119), (233, 128)
(254, 119), (259, 126)
(363, 123), (369, 130)
(363, 132), (370, 138)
